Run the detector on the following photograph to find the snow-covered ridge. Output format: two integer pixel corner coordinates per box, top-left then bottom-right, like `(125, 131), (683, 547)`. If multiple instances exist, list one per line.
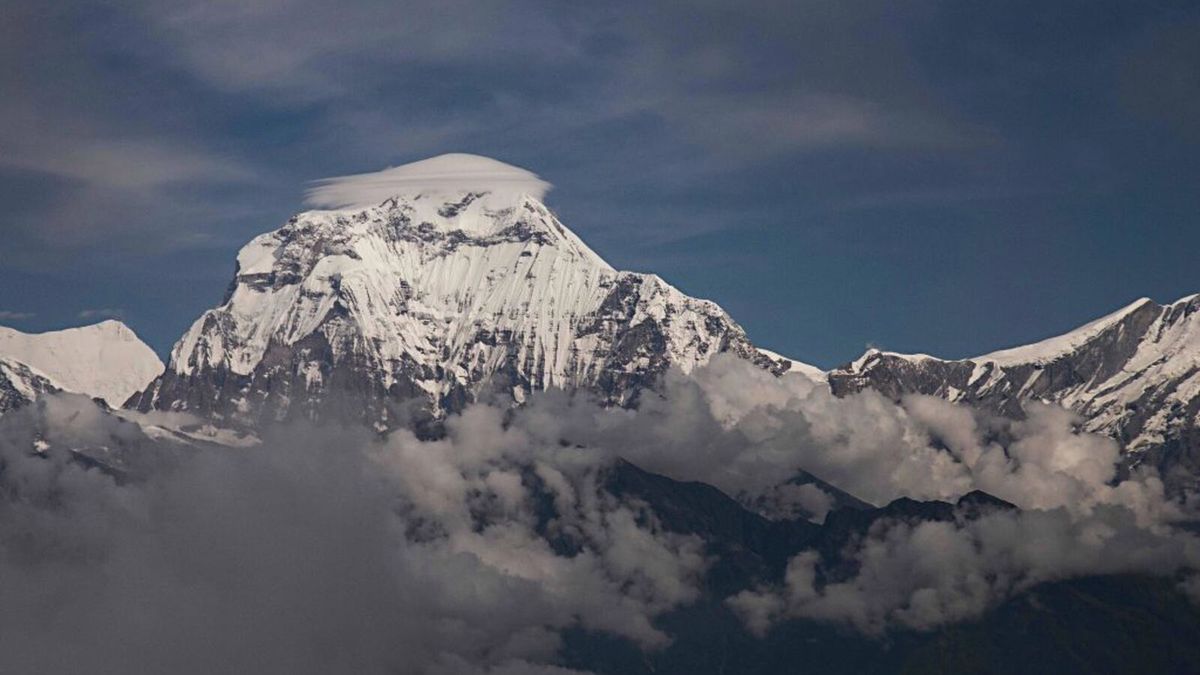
(973, 297), (1161, 366)
(845, 294), (1198, 372)
(830, 293), (1200, 485)
(0, 320), (163, 406)
(848, 348), (939, 372)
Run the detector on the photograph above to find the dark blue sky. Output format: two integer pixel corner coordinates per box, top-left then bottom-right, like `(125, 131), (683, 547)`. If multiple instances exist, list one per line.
(1, 1), (1198, 368)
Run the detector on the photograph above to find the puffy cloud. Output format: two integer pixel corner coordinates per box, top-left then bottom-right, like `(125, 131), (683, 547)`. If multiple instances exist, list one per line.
(516, 356), (1181, 522)
(753, 482), (836, 523)
(0, 396), (704, 673)
(508, 356), (1200, 635)
(730, 506), (1200, 635)
(77, 308), (126, 320)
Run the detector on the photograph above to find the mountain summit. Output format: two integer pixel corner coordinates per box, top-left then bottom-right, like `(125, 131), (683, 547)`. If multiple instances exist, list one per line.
(0, 320), (162, 407)
(130, 155), (814, 430)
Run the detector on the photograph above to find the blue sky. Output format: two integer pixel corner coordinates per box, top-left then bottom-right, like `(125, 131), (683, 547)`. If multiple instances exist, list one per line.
(1, 0), (1198, 368)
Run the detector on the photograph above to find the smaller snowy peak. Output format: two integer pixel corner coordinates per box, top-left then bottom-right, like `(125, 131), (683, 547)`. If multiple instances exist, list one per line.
(755, 348), (826, 382)
(305, 153), (551, 211)
(840, 295), (1173, 372)
(0, 320), (164, 406)
(828, 292), (1200, 491)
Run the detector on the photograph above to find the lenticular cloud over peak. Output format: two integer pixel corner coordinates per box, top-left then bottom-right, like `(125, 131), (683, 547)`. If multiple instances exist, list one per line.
(305, 153), (552, 209)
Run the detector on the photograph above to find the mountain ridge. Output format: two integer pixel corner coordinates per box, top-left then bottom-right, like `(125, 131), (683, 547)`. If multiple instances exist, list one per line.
(830, 292), (1200, 486)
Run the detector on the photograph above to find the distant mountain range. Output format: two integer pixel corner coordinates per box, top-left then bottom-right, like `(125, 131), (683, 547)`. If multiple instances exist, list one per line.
(1, 155), (1198, 488)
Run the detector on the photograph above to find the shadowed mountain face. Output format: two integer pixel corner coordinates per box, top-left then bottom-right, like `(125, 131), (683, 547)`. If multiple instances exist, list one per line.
(602, 575), (1200, 675)
(130, 180), (806, 432)
(829, 294), (1200, 490)
(575, 461), (1200, 675)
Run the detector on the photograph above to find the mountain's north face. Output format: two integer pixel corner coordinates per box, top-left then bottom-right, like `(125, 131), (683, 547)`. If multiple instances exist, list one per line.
(130, 155), (814, 430)
(829, 294), (1200, 486)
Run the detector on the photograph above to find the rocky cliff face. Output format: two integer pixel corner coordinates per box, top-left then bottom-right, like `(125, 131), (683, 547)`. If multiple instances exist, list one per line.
(0, 358), (58, 414)
(829, 294), (1200, 485)
(130, 156), (813, 431)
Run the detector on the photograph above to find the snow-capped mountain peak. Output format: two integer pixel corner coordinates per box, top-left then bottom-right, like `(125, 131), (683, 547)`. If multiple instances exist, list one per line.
(0, 320), (163, 406)
(132, 156), (817, 430)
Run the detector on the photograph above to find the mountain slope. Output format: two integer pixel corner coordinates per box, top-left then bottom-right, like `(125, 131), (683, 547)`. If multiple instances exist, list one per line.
(828, 293), (1200, 484)
(0, 321), (163, 406)
(131, 154), (816, 430)
(0, 357), (58, 414)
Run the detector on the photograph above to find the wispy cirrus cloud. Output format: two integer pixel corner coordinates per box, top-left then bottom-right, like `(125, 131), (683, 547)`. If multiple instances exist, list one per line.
(77, 308), (125, 320)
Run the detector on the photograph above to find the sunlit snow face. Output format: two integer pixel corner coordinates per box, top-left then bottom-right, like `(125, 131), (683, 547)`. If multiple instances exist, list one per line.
(304, 153), (552, 209)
